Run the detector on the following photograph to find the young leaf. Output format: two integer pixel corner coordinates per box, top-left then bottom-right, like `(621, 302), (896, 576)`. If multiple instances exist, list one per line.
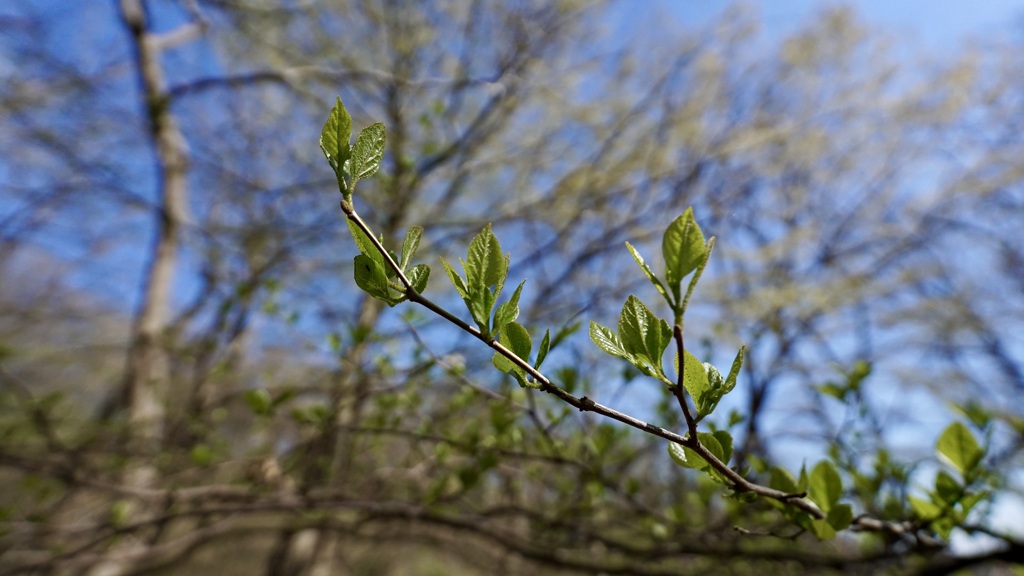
(809, 518), (838, 541)
(466, 224), (506, 289)
(768, 466), (800, 495)
(493, 280), (525, 333)
(440, 257), (469, 300)
(406, 264), (430, 295)
(319, 97), (353, 180)
(468, 286), (496, 336)
(826, 504), (854, 531)
(662, 207), (706, 290)
(680, 349), (710, 414)
(590, 321), (629, 359)
(934, 470), (963, 505)
(354, 254), (397, 305)
(492, 321), (534, 388)
(617, 295), (671, 377)
(351, 122), (386, 182)
(400, 226), (423, 271)
(936, 422), (984, 477)
(347, 220), (386, 269)
(535, 329), (551, 370)
(809, 460), (843, 511)
(668, 442), (702, 470)
(723, 346), (745, 393)
(625, 242), (670, 303)
(909, 495), (942, 520)
(711, 430), (733, 465)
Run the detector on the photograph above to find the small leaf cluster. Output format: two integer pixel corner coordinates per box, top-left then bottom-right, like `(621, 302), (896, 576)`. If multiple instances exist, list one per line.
(440, 225), (550, 387)
(590, 209), (744, 418)
(319, 97), (386, 201)
(349, 220), (429, 307)
(320, 98), (430, 306)
(763, 461), (854, 540)
(909, 421), (989, 539)
(319, 96), (996, 545)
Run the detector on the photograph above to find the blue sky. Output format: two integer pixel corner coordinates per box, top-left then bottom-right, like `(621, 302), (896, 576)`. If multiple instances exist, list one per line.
(664, 0), (1024, 50)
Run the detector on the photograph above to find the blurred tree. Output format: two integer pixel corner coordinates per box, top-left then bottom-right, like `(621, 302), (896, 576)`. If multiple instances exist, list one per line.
(0, 1), (1021, 575)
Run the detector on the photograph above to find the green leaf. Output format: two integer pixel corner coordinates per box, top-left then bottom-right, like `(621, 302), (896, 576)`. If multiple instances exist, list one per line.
(712, 430), (733, 465)
(492, 321), (534, 388)
(723, 346), (744, 393)
(590, 321), (629, 359)
(936, 422), (984, 476)
(354, 254), (397, 305)
(466, 224), (506, 289)
(668, 442), (701, 469)
(617, 295), (671, 377)
(350, 122), (386, 183)
(909, 495), (942, 520)
(319, 97), (353, 187)
(662, 207), (706, 291)
(934, 470), (963, 505)
(440, 257), (469, 299)
(810, 518), (837, 541)
(468, 286), (496, 336)
(625, 242), (670, 303)
(400, 226), (423, 271)
(809, 460), (843, 511)
(680, 349), (711, 414)
(768, 466), (800, 495)
(347, 220), (385, 268)
(535, 329), (551, 370)
(493, 280), (525, 332)
(959, 490), (988, 516)
(667, 432), (728, 474)
(406, 264), (430, 295)
(827, 504), (854, 531)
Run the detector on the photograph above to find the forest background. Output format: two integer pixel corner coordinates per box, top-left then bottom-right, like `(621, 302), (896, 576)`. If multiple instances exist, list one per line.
(1, 1), (1023, 575)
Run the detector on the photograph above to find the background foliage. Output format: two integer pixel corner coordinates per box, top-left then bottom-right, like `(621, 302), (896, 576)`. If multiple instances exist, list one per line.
(1, 1), (1022, 575)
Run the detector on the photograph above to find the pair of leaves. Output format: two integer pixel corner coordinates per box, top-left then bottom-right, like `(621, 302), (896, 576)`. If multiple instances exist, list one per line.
(667, 430), (734, 486)
(766, 461), (852, 540)
(674, 347), (745, 418)
(320, 97), (386, 199)
(590, 295), (672, 382)
(491, 322), (552, 389)
(627, 208), (709, 320)
(440, 225), (546, 387)
(441, 224), (512, 338)
(351, 220), (429, 307)
(909, 422), (988, 538)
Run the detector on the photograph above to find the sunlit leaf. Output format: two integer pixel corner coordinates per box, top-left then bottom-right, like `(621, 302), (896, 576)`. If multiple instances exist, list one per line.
(466, 224), (506, 289)
(827, 504), (854, 531)
(936, 422), (983, 476)
(351, 122), (386, 182)
(407, 264), (430, 295)
(680, 349), (710, 414)
(590, 321), (628, 359)
(809, 460), (843, 511)
(440, 257), (469, 299)
(494, 280), (525, 332)
(400, 226), (423, 271)
(535, 329), (551, 370)
(319, 96), (352, 181)
(625, 242), (669, 303)
(662, 207), (706, 290)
